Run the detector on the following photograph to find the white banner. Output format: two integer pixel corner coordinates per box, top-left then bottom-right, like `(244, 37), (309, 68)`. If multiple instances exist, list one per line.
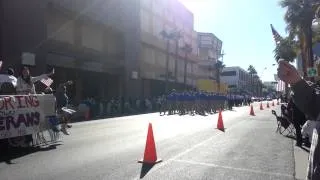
(0, 94), (56, 139)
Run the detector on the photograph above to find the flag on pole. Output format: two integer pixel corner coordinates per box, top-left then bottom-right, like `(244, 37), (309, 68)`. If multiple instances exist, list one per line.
(276, 80), (285, 92)
(270, 24), (283, 44)
(40, 77), (53, 87)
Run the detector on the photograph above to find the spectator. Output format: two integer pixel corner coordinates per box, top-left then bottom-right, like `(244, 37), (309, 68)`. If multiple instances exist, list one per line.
(278, 60), (320, 180)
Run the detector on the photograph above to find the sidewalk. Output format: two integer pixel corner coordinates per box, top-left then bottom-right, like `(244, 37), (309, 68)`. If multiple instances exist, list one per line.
(294, 141), (310, 180)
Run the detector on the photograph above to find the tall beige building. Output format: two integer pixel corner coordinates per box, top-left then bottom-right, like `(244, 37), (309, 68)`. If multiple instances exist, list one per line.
(139, 0), (200, 96)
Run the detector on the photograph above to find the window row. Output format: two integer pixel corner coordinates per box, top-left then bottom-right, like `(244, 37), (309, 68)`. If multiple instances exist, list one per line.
(141, 46), (197, 73)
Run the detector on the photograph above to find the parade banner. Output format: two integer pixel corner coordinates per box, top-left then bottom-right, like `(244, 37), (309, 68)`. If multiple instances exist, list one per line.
(0, 94), (56, 139)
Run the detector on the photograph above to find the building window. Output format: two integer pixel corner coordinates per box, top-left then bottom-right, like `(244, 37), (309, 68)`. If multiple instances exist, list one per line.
(81, 24), (104, 51)
(47, 10), (75, 44)
(169, 56), (175, 72)
(187, 63), (192, 73)
(221, 71), (237, 76)
(178, 58), (184, 72)
(156, 50), (166, 67)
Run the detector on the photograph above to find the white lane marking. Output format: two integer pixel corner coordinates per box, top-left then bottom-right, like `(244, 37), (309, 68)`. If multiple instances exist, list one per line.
(172, 159), (293, 178)
(132, 121), (245, 180)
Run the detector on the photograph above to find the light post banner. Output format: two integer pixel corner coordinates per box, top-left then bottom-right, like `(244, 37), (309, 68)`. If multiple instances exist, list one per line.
(0, 94), (56, 139)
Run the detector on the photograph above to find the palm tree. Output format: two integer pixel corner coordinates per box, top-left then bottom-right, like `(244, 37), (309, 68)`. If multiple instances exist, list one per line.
(247, 65), (257, 95)
(280, 0), (317, 79)
(273, 36), (298, 97)
(273, 36), (298, 63)
(214, 60), (225, 93)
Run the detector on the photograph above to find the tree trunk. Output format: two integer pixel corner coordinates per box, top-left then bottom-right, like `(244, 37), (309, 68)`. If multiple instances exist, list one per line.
(306, 25), (315, 82)
(216, 69), (221, 93)
(165, 40), (170, 93)
(183, 53), (187, 89)
(299, 33), (308, 79)
(175, 40), (178, 83)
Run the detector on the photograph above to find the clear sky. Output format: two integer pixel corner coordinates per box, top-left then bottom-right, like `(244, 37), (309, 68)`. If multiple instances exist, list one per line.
(178, 0), (288, 82)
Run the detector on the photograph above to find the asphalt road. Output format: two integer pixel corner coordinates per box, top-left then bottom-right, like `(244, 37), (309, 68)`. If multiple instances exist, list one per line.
(0, 102), (295, 180)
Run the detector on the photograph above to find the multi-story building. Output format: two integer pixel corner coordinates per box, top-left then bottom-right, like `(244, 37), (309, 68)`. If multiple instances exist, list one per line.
(220, 66), (251, 93)
(0, 0), (200, 102)
(263, 81), (276, 90)
(139, 0), (199, 95)
(1, 0), (142, 102)
(197, 32), (223, 79)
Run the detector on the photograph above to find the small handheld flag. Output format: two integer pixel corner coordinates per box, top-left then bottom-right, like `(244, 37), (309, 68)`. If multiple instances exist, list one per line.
(41, 77), (53, 87)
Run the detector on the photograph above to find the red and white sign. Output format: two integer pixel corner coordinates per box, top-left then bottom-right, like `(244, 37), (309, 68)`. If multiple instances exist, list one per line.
(0, 94), (56, 139)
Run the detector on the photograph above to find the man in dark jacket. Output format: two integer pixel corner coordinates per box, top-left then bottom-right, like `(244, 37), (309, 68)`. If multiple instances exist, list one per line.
(278, 60), (320, 180)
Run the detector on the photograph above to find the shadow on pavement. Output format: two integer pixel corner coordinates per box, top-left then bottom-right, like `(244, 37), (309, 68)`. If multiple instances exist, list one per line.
(300, 146), (310, 153)
(0, 144), (62, 165)
(139, 163), (155, 179)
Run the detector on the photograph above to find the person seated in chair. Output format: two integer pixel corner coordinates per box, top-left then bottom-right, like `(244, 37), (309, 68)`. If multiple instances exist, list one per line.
(287, 95), (307, 147)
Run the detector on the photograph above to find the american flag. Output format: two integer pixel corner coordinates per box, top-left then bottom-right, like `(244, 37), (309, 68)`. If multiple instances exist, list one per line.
(40, 77), (53, 87)
(270, 24), (283, 44)
(276, 80), (285, 92)
(274, 74), (285, 92)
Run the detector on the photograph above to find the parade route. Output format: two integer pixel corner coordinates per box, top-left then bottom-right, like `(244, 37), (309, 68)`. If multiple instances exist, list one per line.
(0, 102), (295, 180)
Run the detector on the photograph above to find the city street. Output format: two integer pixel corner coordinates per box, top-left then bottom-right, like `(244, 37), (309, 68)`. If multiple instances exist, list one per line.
(0, 102), (295, 180)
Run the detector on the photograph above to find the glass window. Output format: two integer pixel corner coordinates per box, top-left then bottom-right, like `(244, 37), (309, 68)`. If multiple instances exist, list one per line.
(187, 63), (192, 73)
(221, 71), (237, 76)
(155, 50), (166, 67)
(169, 56), (175, 72)
(178, 58), (184, 72)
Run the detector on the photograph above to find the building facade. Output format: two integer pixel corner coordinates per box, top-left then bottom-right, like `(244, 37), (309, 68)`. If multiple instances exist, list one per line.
(139, 0), (199, 96)
(220, 66), (250, 92)
(197, 32), (223, 79)
(0, 0), (201, 102)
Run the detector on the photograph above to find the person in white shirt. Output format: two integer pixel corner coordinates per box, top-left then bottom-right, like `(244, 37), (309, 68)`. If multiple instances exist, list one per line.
(16, 66), (54, 95)
(15, 66), (54, 146)
(0, 68), (17, 90)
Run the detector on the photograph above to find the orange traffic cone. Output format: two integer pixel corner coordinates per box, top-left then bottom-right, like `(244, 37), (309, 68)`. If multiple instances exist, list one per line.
(217, 110), (225, 132)
(260, 102), (264, 110)
(138, 123), (162, 164)
(250, 105), (255, 116)
(272, 101), (275, 106)
(267, 102), (270, 108)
